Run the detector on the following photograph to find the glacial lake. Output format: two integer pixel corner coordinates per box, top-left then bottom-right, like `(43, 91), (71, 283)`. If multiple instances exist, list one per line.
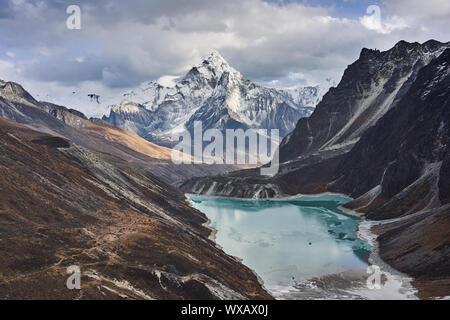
(189, 194), (373, 298)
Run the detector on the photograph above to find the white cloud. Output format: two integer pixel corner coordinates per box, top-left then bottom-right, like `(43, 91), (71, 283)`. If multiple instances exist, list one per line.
(0, 0), (449, 117)
(157, 75), (179, 87)
(360, 5), (408, 34)
(0, 59), (16, 78)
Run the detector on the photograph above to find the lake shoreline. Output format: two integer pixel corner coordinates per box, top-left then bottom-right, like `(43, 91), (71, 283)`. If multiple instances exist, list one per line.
(189, 197), (272, 297)
(186, 192), (418, 300)
(339, 206), (418, 299)
(186, 191), (353, 202)
(188, 193), (362, 298)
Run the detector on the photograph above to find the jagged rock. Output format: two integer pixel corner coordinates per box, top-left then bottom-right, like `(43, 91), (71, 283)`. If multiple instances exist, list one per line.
(103, 51), (326, 146)
(179, 41), (450, 298)
(279, 40), (449, 162)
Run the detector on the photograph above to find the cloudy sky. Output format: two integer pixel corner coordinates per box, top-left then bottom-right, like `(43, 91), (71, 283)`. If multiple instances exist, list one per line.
(0, 0), (449, 117)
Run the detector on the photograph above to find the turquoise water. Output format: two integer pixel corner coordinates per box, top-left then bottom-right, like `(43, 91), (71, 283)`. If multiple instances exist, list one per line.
(189, 194), (371, 288)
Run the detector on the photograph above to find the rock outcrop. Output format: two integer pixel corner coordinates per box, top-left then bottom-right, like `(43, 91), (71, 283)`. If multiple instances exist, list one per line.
(180, 41), (450, 298)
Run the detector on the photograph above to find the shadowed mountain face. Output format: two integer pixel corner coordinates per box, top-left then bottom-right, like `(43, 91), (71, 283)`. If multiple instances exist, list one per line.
(331, 48), (450, 297)
(0, 117), (271, 300)
(330, 47), (450, 201)
(0, 81), (237, 184)
(180, 42), (450, 298)
(279, 40), (449, 162)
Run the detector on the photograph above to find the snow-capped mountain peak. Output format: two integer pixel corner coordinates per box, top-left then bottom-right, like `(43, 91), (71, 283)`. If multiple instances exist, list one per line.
(200, 50), (237, 76)
(103, 51), (325, 146)
(181, 50), (243, 92)
(110, 100), (142, 113)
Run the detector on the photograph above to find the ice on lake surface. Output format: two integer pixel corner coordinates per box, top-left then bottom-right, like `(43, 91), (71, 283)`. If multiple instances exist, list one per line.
(190, 194), (374, 299)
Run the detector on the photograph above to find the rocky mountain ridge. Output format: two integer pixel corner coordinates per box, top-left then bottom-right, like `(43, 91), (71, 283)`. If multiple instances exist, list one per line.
(103, 51), (324, 146)
(279, 39), (449, 162)
(180, 41), (450, 298)
(0, 80), (237, 184)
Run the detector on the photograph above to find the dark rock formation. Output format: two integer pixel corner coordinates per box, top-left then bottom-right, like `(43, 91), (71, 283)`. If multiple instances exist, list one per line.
(279, 40), (448, 163)
(439, 151), (450, 204)
(180, 41), (450, 298)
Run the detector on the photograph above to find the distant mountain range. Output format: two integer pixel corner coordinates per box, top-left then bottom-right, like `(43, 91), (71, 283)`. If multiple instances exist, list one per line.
(180, 40), (450, 298)
(0, 78), (270, 299)
(103, 51), (328, 146)
(2, 38), (448, 299)
(0, 80), (237, 184)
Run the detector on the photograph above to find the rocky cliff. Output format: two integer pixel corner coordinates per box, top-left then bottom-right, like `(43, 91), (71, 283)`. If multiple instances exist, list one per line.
(180, 41), (450, 298)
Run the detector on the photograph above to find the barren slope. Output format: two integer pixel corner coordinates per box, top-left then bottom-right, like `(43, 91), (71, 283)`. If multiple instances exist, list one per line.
(0, 117), (270, 300)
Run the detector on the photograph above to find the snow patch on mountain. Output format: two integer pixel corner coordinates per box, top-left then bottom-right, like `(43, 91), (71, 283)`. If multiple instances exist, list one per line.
(103, 51), (326, 144)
